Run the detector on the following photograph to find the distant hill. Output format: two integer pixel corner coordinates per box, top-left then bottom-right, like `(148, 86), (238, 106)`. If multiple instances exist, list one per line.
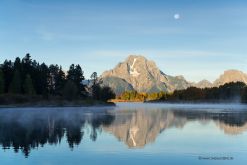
(213, 70), (247, 87)
(192, 70), (247, 89)
(192, 79), (213, 88)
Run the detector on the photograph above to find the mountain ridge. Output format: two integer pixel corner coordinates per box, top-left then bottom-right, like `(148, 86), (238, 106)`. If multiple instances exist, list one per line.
(100, 55), (247, 94)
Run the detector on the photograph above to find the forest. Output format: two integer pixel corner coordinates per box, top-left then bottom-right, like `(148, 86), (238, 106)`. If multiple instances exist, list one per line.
(0, 54), (115, 106)
(117, 82), (247, 103)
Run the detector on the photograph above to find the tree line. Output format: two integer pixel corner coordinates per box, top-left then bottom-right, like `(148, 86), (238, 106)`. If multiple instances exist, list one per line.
(0, 54), (115, 104)
(117, 82), (247, 103)
(117, 90), (165, 101)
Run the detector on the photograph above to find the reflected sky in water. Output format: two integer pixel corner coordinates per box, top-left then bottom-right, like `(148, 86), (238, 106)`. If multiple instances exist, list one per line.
(0, 103), (247, 165)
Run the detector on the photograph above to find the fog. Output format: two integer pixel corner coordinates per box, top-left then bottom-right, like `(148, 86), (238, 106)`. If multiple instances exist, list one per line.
(115, 102), (247, 112)
(0, 103), (247, 157)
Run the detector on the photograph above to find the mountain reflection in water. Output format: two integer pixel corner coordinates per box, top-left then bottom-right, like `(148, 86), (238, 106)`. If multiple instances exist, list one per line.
(0, 104), (247, 157)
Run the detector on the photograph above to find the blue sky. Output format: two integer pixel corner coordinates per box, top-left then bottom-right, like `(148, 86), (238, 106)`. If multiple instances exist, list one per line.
(0, 0), (247, 82)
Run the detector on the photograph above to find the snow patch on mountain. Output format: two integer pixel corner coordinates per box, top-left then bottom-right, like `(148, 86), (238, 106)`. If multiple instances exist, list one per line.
(129, 58), (140, 77)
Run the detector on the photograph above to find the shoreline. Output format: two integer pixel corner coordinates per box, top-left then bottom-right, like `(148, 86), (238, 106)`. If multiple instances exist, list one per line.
(145, 100), (247, 104)
(0, 100), (115, 109)
(111, 99), (247, 104)
(110, 99), (144, 103)
(0, 94), (116, 108)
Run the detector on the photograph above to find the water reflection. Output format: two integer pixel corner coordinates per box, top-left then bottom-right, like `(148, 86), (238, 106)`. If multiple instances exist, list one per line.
(0, 104), (247, 157)
(105, 108), (247, 148)
(0, 107), (115, 157)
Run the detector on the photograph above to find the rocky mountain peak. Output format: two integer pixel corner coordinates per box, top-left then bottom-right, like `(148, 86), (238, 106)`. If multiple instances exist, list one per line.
(213, 69), (247, 86)
(192, 79), (213, 88)
(101, 55), (190, 94)
(124, 55), (159, 78)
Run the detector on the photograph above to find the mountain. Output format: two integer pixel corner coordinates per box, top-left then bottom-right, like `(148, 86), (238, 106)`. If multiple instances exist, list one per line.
(192, 79), (213, 88)
(191, 70), (247, 89)
(101, 55), (190, 94)
(213, 69), (247, 87)
(100, 55), (247, 94)
(100, 77), (134, 95)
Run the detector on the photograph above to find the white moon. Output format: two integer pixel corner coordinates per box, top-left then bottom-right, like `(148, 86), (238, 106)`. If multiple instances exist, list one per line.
(174, 14), (180, 20)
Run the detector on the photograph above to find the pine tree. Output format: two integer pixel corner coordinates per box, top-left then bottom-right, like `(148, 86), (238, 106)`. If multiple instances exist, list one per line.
(90, 72), (98, 85)
(48, 65), (66, 95)
(2, 60), (14, 93)
(99, 86), (115, 101)
(37, 63), (49, 96)
(14, 57), (22, 71)
(67, 64), (85, 96)
(9, 70), (22, 94)
(242, 87), (247, 103)
(55, 66), (65, 95)
(92, 84), (101, 100)
(48, 64), (59, 94)
(23, 74), (36, 95)
(0, 69), (4, 94)
(63, 80), (78, 100)
(90, 72), (100, 99)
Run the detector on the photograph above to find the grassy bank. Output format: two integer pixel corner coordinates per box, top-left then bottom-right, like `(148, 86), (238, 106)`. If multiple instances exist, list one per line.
(0, 94), (115, 108)
(109, 99), (144, 103)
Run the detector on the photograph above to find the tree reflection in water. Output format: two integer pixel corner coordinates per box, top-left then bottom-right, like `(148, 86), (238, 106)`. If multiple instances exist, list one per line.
(0, 107), (115, 157)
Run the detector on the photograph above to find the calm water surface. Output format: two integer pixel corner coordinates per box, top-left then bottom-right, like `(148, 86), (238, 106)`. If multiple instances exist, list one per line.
(0, 103), (247, 165)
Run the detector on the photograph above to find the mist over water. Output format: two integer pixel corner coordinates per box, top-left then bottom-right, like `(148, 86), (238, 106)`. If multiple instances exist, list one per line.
(0, 103), (247, 165)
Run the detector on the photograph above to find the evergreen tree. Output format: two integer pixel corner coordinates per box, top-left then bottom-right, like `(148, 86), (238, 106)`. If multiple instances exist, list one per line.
(48, 65), (66, 95)
(90, 72), (101, 99)
(22, 53), (32, 66)
(55, 66), (66, 95)
(2, 60), (14, 93)
(14, 57), (22, 71)
(23, 74), (36, 95)
(63, 80), (78, 100)
(48, 64), (59, 94)
(0, 69), (4, 94)
(21, 54), (32, 75)
(99, 86), (115, 101)
(9, 69), (22, 94)
(90, 72), (98, 85)
(92, 84), (101, 100)
(67, 64), (85, 96)
(31, 63), (49, 96)
(242, 87), (247, 103)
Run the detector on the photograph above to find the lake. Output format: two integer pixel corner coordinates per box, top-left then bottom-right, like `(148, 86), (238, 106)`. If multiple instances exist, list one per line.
(0, 103), (247, 165)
